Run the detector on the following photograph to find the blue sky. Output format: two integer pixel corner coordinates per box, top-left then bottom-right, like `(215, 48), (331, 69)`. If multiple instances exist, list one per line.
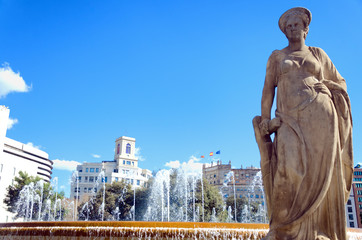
(1, 0), (361, 197)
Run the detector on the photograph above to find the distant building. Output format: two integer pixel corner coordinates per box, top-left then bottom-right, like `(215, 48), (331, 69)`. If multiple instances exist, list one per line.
(70, 136), (152, 202)
(202, 160), (264, 205)
(346, 189), (358, 228)
(0, 106), (53, 222)
(351, 165), (362, 228)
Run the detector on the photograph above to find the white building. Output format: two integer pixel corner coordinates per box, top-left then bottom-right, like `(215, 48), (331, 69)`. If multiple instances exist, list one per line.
(346, 190), (358, 228)
(70, 136), (152, 202)
(0, 106), (53, 222)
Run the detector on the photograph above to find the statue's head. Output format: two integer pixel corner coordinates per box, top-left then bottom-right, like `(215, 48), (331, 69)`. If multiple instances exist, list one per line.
(279, 7), (311, 41)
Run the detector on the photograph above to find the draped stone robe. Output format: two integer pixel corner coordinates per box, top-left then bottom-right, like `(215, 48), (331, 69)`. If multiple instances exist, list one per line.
(253, 47), (353, 240)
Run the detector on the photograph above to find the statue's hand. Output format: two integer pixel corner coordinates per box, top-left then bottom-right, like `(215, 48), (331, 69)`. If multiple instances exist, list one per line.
(259, 118), (270, 136)
(314, 82), (332, 98)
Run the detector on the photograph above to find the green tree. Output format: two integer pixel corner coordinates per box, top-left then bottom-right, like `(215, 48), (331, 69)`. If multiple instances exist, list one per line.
(78, 181), (134, 221)
(195, 178), (226, 222)
(134, 183), (152, 221)
(225, 195), (248, 222)
(167, 170), (226, 222)
(3, 171), (66, 220)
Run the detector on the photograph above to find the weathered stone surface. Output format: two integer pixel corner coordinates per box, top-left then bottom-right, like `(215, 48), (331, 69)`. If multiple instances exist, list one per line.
(253, 7), (353, 240)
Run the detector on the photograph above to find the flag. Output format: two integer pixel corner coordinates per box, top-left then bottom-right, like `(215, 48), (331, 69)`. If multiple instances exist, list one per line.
(209, 152), (213, 156)
(216, 150), (220, 154)
(201, 155), (205, 158)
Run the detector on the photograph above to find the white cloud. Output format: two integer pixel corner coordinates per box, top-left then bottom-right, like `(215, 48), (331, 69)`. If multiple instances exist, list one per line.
(0, 63), (31, 98)
(7, 118), (18, 129)
(52, 159), (81, 171)
(165, 160), (180, 169)
(135, 147), (145, 161)
(92, 154), (101, 158)
(26, 142), (41, 150)
(165, 155), (211, 174)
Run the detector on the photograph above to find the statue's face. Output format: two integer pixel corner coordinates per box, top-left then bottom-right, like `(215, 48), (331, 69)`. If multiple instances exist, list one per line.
(285, 16), (306, 42)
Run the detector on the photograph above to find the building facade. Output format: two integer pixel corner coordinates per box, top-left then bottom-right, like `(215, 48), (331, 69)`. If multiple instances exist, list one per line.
(346, 189), (358, 228)
(70, 136), (152, 202)
(202, 161), (264, 205)
(0, 106), (53, 222)
(352, 165), (362, 228)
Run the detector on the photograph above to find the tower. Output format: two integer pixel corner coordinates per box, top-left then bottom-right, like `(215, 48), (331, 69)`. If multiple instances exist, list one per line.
(114, 136), (138, 167)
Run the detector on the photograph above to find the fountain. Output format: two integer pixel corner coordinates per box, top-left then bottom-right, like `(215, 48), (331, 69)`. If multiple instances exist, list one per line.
(247, 171), (267, 223)
(1, 221), (362, 239)
(2, 167), (362, 239)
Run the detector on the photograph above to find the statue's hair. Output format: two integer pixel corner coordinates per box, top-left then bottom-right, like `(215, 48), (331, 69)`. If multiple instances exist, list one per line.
(278, 7), (311, 35)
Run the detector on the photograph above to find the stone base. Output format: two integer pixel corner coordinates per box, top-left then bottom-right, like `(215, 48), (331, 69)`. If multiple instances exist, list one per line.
(0, 221), (361, 239)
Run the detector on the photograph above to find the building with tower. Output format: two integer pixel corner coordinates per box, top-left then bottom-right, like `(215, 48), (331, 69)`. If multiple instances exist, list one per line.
(70, 136), (152, 202)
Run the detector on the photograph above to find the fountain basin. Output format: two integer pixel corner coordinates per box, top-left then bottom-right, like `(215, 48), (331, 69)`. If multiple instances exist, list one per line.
(0, 221), (361, 239)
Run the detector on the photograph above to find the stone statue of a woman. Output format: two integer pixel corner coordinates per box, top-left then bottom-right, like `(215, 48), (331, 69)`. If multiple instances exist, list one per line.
(253, 7), (353, 240)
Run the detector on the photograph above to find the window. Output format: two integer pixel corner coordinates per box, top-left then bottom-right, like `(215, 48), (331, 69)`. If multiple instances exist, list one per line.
(127, 161), (131, 165)
(349, 214), (354, 220)
(78, 177), (81, 182)
(88, 188), (92, 192)
(115, 177), (118, 182)
(123, 160), (126, 165)
(105, 177), (107, 183)
(117, 143), (120, 154)
(348, 199), (352, 205)
(126, 143), (131, 154)
(74, 187), (80, 193)
(348, 207), (353, 213)
(256, 194), (259, 199)
(84, 188), (87, 193)
(90, 168), (95, 172)
(137, 180), (140, 185)
(79, 169), (83, 172)
(85, 176), (88, 182)
(131, 179), (134, 184)
(350, 222), (355, 228)
(86, 168), (89, 172)
(89, 176), (94, 182)
(132, 162), (134, 166)
(96, 168), (99, 173)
